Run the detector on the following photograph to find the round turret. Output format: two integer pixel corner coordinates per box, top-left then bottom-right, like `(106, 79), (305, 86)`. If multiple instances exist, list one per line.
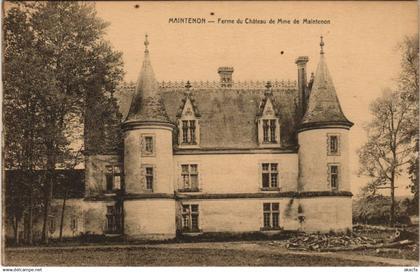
(297, 37), (353, 232)
(121, 35), (176, 240)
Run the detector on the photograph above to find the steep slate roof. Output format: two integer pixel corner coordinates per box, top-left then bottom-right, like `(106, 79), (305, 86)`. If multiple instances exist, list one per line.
(119, 84), (298, 148)
(161, 88), (298, 148)
(125, 35), (171, 123)
(118, 37), (353, 149)
(300, 38), (353, 130)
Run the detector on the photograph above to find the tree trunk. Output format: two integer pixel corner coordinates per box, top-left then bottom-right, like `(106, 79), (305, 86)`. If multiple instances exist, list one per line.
(28, 186), (33, 245)
(41, 186), (49, 243)
(42, 137), (57, 244)
(390, 171), (396, 226)
(41, 176), (53, 244)
(59, 189), (67, 241)
(14, 216), (19, 245)
(42, 156), (55, 244)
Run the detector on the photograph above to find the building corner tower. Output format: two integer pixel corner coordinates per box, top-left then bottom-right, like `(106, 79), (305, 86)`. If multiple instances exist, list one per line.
(121, 35), (176, 240)
(297, 36), (354, 232)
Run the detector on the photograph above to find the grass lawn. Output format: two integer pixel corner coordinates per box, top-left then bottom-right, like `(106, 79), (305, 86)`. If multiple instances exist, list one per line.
(3, 247), (389, 266)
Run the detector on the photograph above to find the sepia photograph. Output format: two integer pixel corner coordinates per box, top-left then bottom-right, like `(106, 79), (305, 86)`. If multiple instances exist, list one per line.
(1, 0), (419, 269)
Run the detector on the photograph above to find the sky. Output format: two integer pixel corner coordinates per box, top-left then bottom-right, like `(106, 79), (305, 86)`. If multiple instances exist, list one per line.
(94, 1), (418, 196)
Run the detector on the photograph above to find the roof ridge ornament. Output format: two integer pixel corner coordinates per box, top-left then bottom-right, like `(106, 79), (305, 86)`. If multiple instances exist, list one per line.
(265, 81), (272, 96)
(185, 80), (192, 96)
(320, 35), (325, 55)
(144, 33), (149, 53)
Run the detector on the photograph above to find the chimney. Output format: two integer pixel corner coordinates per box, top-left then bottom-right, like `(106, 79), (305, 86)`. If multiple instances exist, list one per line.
(295, 56), (309, 117)
(218, 67), (234, 88)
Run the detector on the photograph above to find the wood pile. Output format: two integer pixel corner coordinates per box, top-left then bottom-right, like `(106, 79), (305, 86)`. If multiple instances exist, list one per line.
(284, 232), (415, 252)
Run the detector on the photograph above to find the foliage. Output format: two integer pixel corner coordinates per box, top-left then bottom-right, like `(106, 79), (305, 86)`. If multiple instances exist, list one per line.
(3, 2), (124, 243)
(398, 34), (419, 212)
(353, 188), (411, 225)
(358, 34), (419, 225)
(358, 88), (416, 187)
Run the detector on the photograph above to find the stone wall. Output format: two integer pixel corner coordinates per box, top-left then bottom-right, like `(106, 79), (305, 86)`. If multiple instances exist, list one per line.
(83, 200), (111, 235)
(173, 153), (298, 193)
(177, 198), (300, 232)
(176, 196), (351, 233)
(85, 154), (121, 197)
(299, 196), (352, 232)
(124, 199), (176, 240)
(49, 199), (85, 238)
(124, 127), (174, 194)
(298, 128), (350, 191)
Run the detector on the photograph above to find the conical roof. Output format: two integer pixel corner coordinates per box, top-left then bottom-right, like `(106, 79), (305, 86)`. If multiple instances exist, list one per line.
(125, 35), (171, 124)
(300, 37), (353, 130)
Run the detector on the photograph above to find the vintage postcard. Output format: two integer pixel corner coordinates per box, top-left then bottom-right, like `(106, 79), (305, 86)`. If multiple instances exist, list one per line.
(2, 0), (419, 269)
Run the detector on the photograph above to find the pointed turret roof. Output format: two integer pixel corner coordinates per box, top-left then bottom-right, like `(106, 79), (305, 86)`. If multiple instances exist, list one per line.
(299, 36), (353, 131)
(125, 34), (171, 124)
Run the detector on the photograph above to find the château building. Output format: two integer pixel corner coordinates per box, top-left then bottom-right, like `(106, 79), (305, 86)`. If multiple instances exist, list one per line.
(9, 35), (354, 240)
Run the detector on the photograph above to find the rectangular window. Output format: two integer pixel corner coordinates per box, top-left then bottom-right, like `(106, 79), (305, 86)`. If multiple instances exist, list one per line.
(262, 119), (277, 143)
(270, 119), (276, 142)
(261, 163), (279, 189)
(106, 204), (121, 234)
(145, 167), (154, 190)
(182, 121), (189, 143)
(190, 164), (198, 190)
(141, 135), (155, 156)
(105, 165), (122, 192)
(182, 204), (199, 232)
(263, 120), (269, 142)
(328, 134), (340, 155)
(106, 174), (113, 192)
(180, 164), (199, 191)
(145, 136), (153, 153)
(263, 203), (280, 229)
(329, 164), (339, 190)
(181, 120), (198, 145)
(190, 120), (196, 144)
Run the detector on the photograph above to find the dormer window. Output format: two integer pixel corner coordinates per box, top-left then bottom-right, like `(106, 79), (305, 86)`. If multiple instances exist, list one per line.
(257, 87), (280, 147)
(177, 84), (200, 148)
(182, 120), (197, 144)
(263, 119), (277, 143)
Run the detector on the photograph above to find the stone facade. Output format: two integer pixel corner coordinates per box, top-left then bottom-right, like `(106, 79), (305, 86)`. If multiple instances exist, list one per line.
(6, 36), (353, 241)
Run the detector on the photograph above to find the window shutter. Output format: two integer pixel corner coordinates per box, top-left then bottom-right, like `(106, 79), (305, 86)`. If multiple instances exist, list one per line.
(140, 136), (145, 154)
(140, 166), (145, 190)
(326, 135), (330, 154)
(327, 164), (331, 188)
(338, 135), (341, 155)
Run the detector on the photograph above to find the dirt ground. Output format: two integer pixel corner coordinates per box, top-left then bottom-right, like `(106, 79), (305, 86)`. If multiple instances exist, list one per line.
(3, 241), (418, 266)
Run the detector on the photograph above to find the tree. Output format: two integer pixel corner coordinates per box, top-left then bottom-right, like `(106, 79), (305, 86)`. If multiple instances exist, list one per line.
(57, 146), (84, 241)
(3, 3), (48, 244)
(353, 186), (411, 225)
(398, 34), (419, 213)
(358, 88), (417, 226)
(3, 2), (123, 243)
